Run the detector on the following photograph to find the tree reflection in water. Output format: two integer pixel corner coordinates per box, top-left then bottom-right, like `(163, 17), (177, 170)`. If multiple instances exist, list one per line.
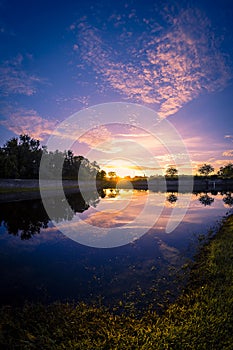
(0, 190), (102, 240)
(1, 190), (232, 240)
(223, 192), (233, 207)
(198, 193), (214, 206)
(0, 200), (49, 239)
(104, 188), (120, 198)
(166, 193), (178, 204)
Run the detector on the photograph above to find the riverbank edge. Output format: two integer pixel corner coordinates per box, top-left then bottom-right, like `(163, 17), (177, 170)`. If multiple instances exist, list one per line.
(0, 214), (233, 349)
(1, 178), (233, 203)
(0, 179), (80, 203)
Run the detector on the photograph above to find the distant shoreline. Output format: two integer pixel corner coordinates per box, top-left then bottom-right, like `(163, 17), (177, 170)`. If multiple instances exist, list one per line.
(0, 178), (233, 203)
(151, 178), (233, 192)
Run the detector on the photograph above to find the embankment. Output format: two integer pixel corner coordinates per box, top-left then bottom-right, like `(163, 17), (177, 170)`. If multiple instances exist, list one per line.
(0, 179), (80, 203)
(1, 178), (233, 203)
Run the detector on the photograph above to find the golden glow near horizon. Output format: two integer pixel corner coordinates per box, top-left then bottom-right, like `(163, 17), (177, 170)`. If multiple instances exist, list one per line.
(102, 159), (145, 178)
(102, 159), (196, 178)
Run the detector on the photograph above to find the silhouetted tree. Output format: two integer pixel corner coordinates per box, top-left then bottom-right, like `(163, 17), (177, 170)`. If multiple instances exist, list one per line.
(108, 171), (117, 178)
(96, 170), (107, 181)
(165, 166), (178, 178)
(0, 134), (102, 180)
(218, 163), (233, 178)
(0, 135), (43, 178)
(198, 164), (214, 177)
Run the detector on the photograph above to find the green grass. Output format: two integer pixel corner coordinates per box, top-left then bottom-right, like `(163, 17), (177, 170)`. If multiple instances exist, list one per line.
(0, 187), (40, 194)
(1, 215), (233, 349)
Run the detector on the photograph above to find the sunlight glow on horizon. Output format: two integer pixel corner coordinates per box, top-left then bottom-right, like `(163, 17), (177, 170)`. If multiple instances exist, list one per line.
(102, 159), (146, 178)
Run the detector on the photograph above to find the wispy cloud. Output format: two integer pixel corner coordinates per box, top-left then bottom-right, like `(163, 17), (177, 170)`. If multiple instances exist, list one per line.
(0, 109), (57, 140)
(103, 163), (162, 172)
(0, 54), (44, 96)
(73, 6), (231, 118)
(55, 95), (90, 107)
(79, 125), (112, 148)
(224, 135), (233, 139)
(222, 150), (233, 157)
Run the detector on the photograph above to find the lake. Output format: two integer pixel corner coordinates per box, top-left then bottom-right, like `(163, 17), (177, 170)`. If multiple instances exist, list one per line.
(0, 189), (232, 312)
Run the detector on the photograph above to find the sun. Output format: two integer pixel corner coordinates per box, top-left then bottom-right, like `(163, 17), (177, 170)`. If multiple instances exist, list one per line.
(102, 159), (145, 178)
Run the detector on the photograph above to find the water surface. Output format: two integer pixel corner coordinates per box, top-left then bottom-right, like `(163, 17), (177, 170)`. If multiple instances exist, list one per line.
(0, 189), (232, 310)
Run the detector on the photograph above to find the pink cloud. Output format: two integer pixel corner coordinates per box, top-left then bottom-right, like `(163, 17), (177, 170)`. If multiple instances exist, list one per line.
(0, 109), (57, 140)
(0, 54), (44, 96)
(73, 7), (231, 118)
(55, 95), (89, 106)
(222, 150), (233, 157)
(79, 125), (112, 148)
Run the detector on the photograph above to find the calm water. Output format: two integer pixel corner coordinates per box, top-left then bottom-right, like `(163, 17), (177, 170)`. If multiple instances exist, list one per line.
(0, 189), (232, 310)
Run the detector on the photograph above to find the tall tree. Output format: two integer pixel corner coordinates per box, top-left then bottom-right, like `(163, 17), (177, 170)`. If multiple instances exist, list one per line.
(165, 166), (178, 178)
(0, 134), (44, 178)
(218, 163), (233, 178)
(0, 134), (102, 181)
(96, 170), (107, 181)
(108, 171), (117, 178)
(198, 164), (214, 177)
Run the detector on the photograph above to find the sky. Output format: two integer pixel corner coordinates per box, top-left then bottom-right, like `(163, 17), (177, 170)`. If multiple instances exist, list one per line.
(0, 0), (233, 176)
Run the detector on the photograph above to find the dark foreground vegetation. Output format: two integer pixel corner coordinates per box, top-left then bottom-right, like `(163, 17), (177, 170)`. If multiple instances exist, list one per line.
(1, 215), (233, 349)
(0, 134), (100, 180)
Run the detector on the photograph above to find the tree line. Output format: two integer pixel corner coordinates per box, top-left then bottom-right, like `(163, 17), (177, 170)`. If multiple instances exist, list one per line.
(165, 163), (233, 179)
(0, 134), (233, 180)
(197, 163), (233, 178)
(0, 134), (100, 180)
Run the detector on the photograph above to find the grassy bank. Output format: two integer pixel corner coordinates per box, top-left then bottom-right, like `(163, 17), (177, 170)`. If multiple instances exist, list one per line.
(1, 215), (233, 349)
(0, 179), (80, 203)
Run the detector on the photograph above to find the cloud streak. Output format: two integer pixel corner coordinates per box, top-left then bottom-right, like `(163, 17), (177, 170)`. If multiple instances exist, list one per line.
(79, 125), (112, 148)
(0, 109), (57, 140)
(73, 6), (231, 118)
(222, 150), (233, 157)
(0, 54), (44, 96)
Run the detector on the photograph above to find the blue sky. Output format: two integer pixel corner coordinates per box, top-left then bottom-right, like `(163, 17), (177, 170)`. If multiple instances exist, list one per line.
(0, 0), (233, 176)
